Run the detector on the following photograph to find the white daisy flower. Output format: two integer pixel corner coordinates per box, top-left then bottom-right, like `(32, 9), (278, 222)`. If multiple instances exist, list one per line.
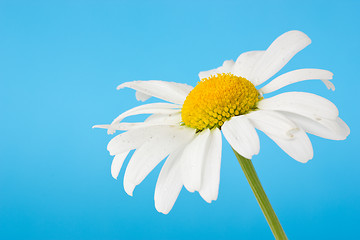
(94, 30), (349, 215)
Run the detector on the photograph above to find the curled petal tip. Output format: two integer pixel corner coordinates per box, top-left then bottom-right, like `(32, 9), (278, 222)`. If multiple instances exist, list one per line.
(321, 79), (335, 91)
(116, 82), (127, 90)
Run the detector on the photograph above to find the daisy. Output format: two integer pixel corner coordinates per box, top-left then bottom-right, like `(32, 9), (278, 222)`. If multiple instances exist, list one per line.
(93, 30), (349, 220)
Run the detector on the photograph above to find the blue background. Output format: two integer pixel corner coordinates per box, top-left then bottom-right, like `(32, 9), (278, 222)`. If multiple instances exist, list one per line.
(1, 0), (359, 239)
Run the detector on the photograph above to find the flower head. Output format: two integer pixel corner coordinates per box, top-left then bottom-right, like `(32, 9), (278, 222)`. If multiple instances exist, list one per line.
(94, 30), (349, 214)
(182, 73), (260, 130)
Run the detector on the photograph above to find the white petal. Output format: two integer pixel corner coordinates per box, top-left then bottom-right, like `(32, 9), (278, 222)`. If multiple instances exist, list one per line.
(117, 80), (193, 104)
(282, 112), (350, 140)
(145, 112), (182, 124)
(222, 116), (260, 159)
(232, 51), (265, 81)
(260, 69), (335, 94)
(92, 124), (111, 129)
(109, 121), (179, 131)
(98, 112), (182, 132)
(123, 126), (195, 196)
(265, 128), (313, 163)
(105, 112), (182, 131)
(108, 103), (180, 134)
(258, 92), (339, 120)
(246, 110), (299, 140)
(250, 31), (312, 86)
(199, 128), (222, 203)
(246, 110), (313, 162)
(154, 150), (184, 214)
(322, 79), (336, 91)
(135, 91), (151, 102)
(198, 60), (235, 80)
(107, 125), (179, 156)
(111, 151), (130, 179)
(222, 60), (235, 72)
(181, 129), (211, 192)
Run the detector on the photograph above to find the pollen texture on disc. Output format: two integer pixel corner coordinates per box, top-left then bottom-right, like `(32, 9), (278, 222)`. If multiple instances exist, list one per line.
(181, 73), (260, 131)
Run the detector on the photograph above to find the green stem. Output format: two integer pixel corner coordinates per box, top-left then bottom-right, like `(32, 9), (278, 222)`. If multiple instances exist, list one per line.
(233, 149), (287, 240)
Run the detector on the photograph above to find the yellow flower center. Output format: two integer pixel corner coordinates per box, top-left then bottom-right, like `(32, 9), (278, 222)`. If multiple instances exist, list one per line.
(181, 73), (260, 131)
